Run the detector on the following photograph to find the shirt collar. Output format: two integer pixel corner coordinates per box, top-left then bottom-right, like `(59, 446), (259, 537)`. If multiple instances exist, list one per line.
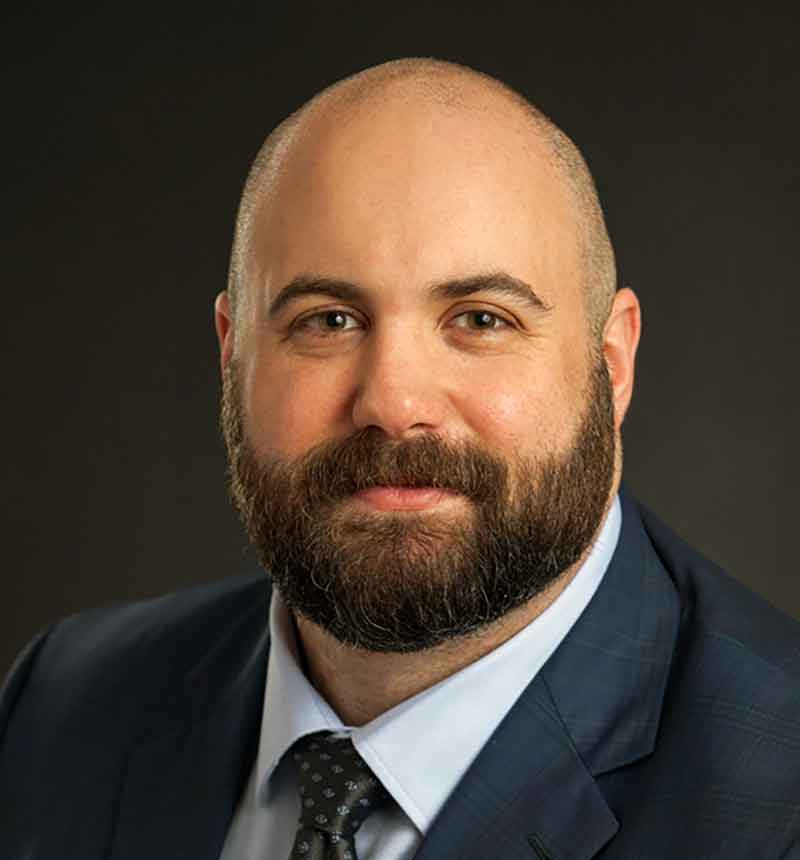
(255, 593), (345, 800)
(255, 494), (622, 832)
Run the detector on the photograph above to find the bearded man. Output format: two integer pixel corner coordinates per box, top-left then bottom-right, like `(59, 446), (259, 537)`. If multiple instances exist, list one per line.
(3, 58), (800, 860)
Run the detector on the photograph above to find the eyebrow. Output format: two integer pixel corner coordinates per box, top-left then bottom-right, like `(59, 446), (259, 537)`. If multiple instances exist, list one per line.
(266, 272), (553, 319)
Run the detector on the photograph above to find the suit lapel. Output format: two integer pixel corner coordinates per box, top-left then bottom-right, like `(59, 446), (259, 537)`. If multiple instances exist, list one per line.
(110, 595), (271, 860)
(538, 490), (682, 779)
(414, 672), (619, 860)
(416, 490), (682, 860)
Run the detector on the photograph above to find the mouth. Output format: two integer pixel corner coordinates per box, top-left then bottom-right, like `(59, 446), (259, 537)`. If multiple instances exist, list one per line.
(351, 486), (462, 512)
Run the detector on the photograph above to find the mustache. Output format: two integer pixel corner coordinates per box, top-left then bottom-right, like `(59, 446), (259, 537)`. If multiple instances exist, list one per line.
(284, 428), (510, 507)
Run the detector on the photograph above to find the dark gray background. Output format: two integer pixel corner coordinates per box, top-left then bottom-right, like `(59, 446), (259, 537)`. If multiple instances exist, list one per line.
(2, 1), (796, 676)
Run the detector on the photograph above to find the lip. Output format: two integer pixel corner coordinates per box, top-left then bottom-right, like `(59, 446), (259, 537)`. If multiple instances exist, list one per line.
(352, 486), (460, 511)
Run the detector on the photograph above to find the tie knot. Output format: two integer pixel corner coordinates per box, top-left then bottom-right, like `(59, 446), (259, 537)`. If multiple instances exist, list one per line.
(290, 732), (391, 839)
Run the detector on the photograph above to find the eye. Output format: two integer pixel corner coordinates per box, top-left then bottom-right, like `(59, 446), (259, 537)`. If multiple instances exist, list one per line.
(450, 309), (513, 333)
(293, 309), (364, 336)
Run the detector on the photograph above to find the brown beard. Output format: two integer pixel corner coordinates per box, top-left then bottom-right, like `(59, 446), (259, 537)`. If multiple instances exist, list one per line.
(220, 354), (616, 653)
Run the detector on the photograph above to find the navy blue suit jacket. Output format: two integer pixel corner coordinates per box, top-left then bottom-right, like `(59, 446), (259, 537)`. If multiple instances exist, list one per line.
(3, 490), (800, 859)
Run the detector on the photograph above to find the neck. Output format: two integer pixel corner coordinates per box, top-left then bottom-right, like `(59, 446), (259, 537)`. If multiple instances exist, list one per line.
(293, 569), (576, 726)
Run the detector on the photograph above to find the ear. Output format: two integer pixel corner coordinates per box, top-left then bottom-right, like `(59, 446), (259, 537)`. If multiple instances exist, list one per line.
(602, 287), (641, 431)
(214, 290), (235, 372)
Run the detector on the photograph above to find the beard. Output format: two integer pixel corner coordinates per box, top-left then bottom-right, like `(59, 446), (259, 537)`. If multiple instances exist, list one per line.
(220, 355), (616, 653)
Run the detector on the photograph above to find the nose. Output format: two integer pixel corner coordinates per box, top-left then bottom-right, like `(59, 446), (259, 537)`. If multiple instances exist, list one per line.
(350, 326), (450, 439)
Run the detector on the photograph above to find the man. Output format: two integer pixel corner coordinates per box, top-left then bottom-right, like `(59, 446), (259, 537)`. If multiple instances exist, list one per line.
(2, 57), (800, 859)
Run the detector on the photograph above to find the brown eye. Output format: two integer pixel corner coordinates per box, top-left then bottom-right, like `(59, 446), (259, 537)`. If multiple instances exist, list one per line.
(471, 311), (499, 329)
(452, 310), (512, 332)
(321, 311), (350, 330)
(294, 310), (362, 335)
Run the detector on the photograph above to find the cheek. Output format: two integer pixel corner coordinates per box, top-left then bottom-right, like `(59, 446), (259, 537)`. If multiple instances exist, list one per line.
(242, 359), (346, 459)
(461, 377), (563, 455)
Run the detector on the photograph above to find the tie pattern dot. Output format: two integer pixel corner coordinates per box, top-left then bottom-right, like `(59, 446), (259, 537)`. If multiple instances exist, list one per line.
(288, 731), (392, 860)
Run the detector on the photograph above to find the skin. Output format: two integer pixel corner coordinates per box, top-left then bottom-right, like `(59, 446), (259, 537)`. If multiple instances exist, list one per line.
(214, 78), (641, 726)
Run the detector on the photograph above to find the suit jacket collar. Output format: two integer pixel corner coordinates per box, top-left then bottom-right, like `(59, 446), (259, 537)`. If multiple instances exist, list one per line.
(110, 488), (681, 860)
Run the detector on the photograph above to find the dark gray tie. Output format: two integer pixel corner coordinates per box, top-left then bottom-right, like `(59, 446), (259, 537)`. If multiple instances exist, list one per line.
(288, 731), (392, 860)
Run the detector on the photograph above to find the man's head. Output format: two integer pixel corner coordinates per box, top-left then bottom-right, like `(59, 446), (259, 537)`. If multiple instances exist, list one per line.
(215, 58), (641, 652)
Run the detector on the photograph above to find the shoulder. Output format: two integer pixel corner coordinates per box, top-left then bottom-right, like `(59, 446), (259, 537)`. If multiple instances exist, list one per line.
(0, 573), (272, 848)
(632, 494), (800, 682)
(1, 572), (271, 741)
(609, 494), (800, 849)
(628, 492), (800, 798)
(34, 571), (268, 681)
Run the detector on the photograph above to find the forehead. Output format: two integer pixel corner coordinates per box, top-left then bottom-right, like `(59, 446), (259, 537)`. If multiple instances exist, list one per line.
(247, 86), (582, 314)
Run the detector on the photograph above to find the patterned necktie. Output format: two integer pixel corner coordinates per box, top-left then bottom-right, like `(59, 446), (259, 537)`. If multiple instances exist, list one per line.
(288, 731), (392, 860)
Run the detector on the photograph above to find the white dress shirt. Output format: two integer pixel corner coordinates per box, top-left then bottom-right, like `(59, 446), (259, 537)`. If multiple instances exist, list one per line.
(221, 494), (622, 860)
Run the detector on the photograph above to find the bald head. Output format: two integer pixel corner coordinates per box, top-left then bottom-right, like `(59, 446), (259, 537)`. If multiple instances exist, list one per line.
(227, 58), (616, 343)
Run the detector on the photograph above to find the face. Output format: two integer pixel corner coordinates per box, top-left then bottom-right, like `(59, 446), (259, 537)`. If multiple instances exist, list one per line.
(222, 356), (615, 652)
(218, 93), (621, 652)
